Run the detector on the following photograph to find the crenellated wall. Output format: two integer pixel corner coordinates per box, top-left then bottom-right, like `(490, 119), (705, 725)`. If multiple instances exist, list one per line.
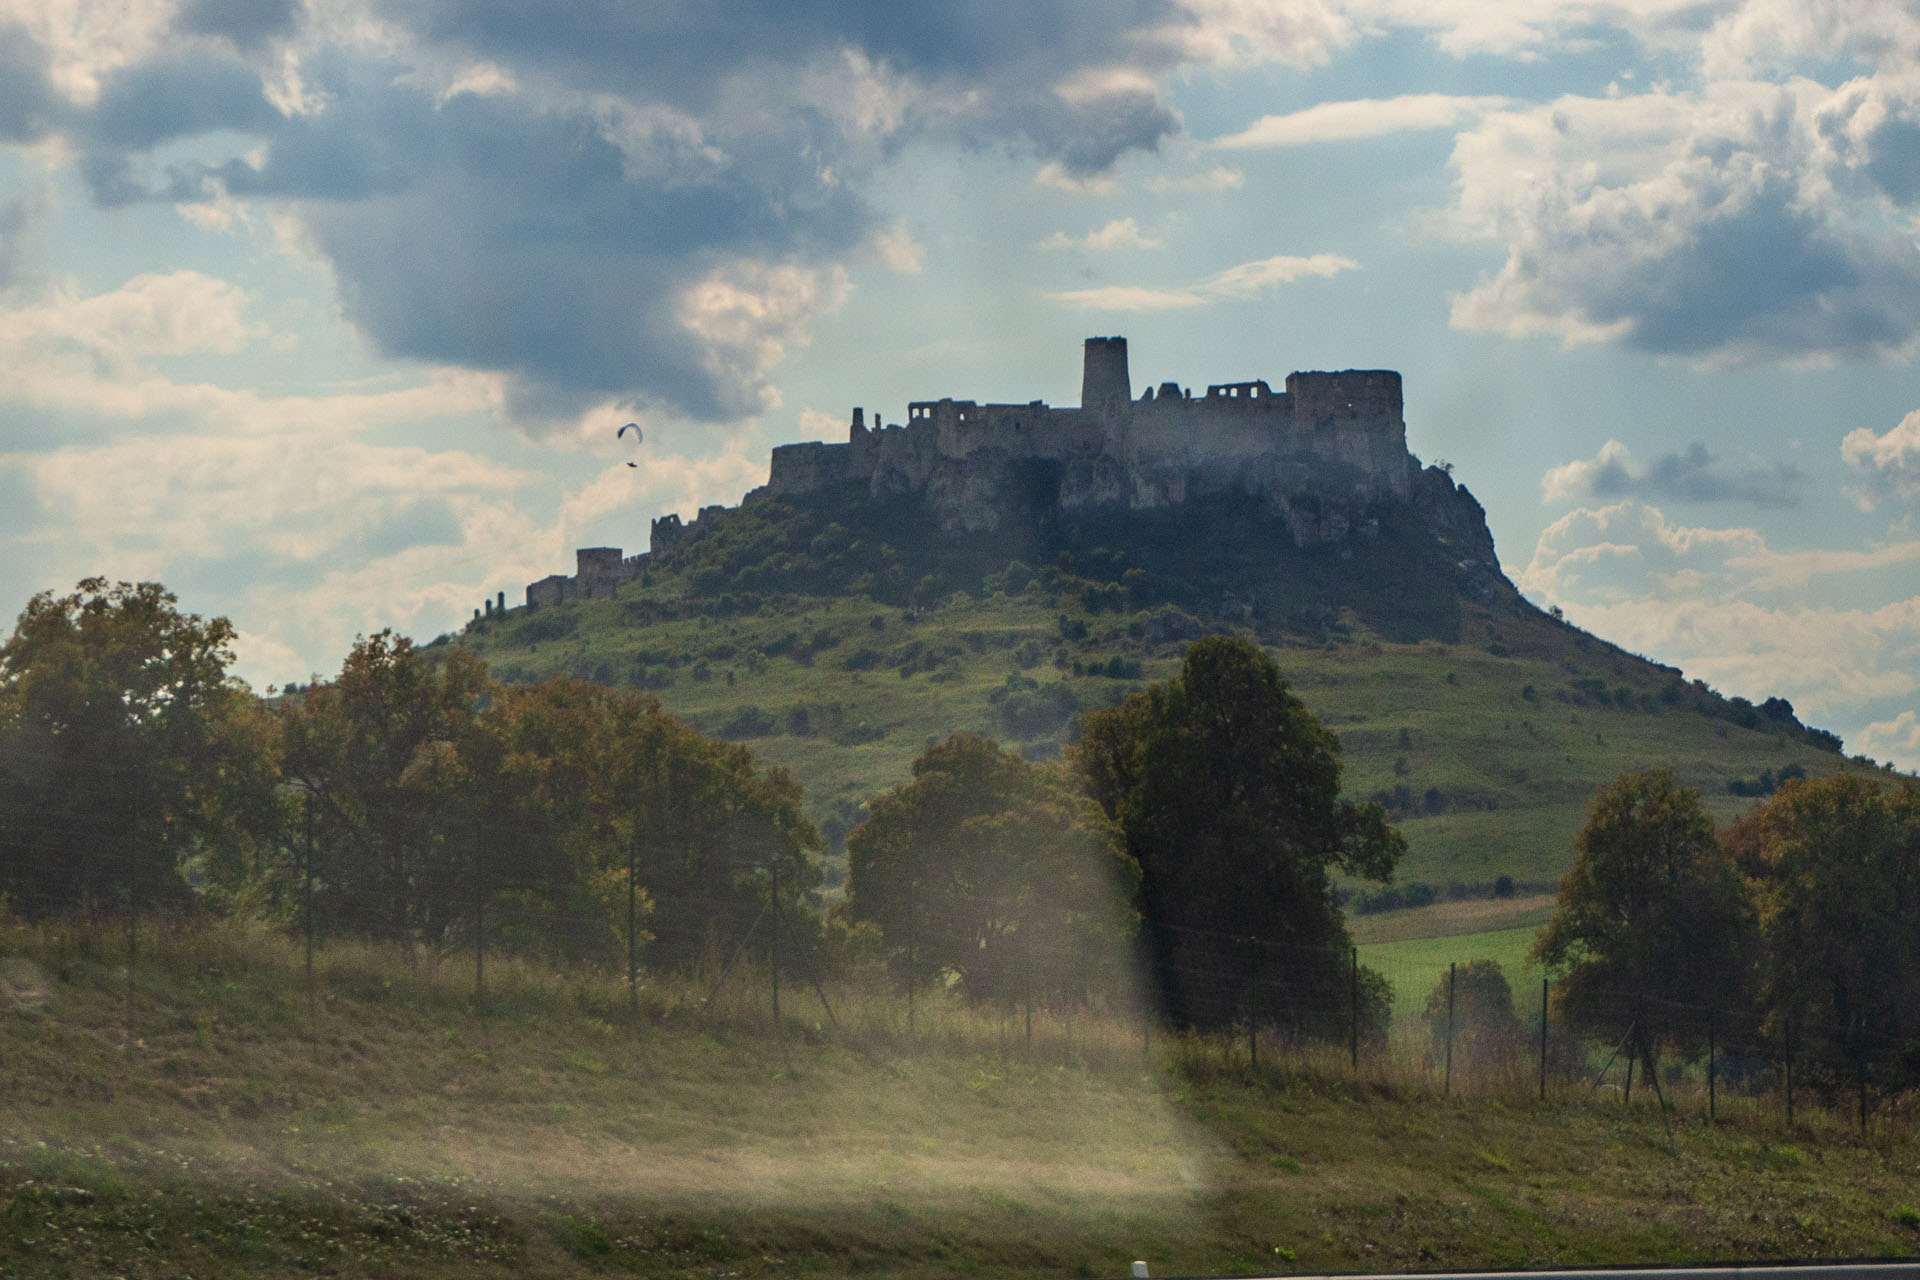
(528, 337), (1427, 608)
(761, 337), (1414, 531)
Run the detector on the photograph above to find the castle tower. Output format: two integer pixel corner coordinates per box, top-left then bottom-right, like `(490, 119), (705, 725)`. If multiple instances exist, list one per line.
(1081, 336), (1131, 422)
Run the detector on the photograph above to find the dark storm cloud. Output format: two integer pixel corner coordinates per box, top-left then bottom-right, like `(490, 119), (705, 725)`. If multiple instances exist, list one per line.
(47, 1), (1194, 427)
(86, 49), (279, 151)
(1621, 189), (1918, 360)
(0, 26), (64, 144)
(175, 0), (302, 52)
(1865, 115), (1920, 205)
(394, 0), (1177, 102)
(1563, 442), (1803, 508)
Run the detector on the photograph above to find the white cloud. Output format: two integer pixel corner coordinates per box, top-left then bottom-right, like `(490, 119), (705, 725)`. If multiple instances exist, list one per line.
(1049, 251), (1356, 310)
(1146, 165), (1245, 192)
(1855, 710), (1920, 771)
(1212, 93), (1512, 148)
(1842, 409), (1920, 505)
(675, 258), (853, 416)
(1157, 0), (1351, 68)
(1521, 499), (1920, 725)
(1334, 0), (1726, 62)
(1542, 438), (1802, 506)
(1040, 217), (1164, 252)
(1445, 81), (1920, 363)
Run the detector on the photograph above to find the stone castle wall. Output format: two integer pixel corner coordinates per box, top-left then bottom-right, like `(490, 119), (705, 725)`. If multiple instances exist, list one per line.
(526, 337), (1429, 607)
(763, 338), (1412, 533)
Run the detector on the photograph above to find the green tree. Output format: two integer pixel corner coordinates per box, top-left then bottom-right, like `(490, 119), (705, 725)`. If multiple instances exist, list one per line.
(276, 631), (495, 946)
(1423, 959), (1524, 1087)
(0, 579), (271, 918)
(1072, 636), (1401, 1036)
(844, 733), (1138, 1005)
(602, 689), (822, 973)
(1743, 773), (1920, 1092)
(1532, 767), (1757, 1071)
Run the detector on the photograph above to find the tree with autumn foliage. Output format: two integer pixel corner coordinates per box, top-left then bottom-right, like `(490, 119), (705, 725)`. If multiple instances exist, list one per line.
(1738, 773), (1920, 1091)
(844, 733), (1138, 1006)
(0, 579), (274, 918)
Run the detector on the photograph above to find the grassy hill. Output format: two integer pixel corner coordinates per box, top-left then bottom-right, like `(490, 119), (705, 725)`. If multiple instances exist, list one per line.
(8, 917), (1920, 1279)
(444, 488), (1874, 894)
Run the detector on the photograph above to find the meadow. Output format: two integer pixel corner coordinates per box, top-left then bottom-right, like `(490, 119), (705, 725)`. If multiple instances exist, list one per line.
(453, 585), (1869, 894)
(7, 914), (1920, 1279)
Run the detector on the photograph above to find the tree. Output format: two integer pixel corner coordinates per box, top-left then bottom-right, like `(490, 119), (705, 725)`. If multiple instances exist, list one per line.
(1424, 959), (1523, 1088)
(1072, 636), (1402, 1036)
(844, 733), (1138, 1006)
(0, 579), (271, 919)
(1531, 768), (1757, 1072)
(1742, 773), (1920, 1092)
(277, 631), (495, 947)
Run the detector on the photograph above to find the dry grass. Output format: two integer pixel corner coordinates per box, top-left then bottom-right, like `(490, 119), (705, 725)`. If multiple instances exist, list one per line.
(8, 915), (1920, 1278)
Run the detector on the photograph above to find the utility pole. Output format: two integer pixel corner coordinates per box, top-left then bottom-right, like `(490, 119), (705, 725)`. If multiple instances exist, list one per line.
(1444, 962), (1456, 1098)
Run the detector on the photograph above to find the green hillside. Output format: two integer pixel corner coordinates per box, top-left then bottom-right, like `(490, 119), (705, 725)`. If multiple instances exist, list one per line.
(443, 489), (1873, 894)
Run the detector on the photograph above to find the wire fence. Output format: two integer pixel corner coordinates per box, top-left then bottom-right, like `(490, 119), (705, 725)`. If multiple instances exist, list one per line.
(7, 848), (1919, 1146)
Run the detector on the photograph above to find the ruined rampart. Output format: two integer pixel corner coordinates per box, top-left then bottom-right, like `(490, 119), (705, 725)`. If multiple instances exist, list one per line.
(524, 337), (1435, 607)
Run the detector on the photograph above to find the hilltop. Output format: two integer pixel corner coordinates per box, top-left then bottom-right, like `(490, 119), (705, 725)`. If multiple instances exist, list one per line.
(444, 339), (1865, 891)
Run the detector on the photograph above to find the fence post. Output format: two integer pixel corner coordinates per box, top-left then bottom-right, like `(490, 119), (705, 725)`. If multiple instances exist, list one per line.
(1539, 976), (1549, 1102)
(905, 858), (916, 1039)
(1349, 946), (1359, 1073)
(304, 794), (317, 1032)
(1785, 1014), (1794, 1129)
(1245, 938), (1259, 1071)
(769, 850), (781, 1032)
(1707, 1007), (1716, 1123)
(473, 825), (487, 1022)
(626, 824), (640, 1019)
(1858, 1052), (1868, 1137)
(1022, 928), (1033, 1049)
(1444, 961), (1455, 1098)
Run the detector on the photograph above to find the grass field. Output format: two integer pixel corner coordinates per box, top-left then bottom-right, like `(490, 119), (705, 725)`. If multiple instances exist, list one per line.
(450, 583), (1877, 896)
(8, 916), (1920, 1278)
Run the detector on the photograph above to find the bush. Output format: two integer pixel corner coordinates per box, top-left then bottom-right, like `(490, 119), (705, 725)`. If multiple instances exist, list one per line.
(1424, 959), (1523, 1086)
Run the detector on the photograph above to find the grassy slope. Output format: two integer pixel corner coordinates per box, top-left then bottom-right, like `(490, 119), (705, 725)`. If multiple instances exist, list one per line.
(450, 576), (1872, 890)
(8, 920), (1920, 1279)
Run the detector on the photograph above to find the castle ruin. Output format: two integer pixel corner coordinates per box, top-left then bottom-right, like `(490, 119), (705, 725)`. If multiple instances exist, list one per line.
(523, 337), (1471, 608)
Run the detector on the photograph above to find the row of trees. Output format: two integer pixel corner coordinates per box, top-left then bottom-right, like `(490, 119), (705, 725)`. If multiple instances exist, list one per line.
(1, 584), (1405, 1039)
(0, 580), (820, 968)
(1535, 766), (1920, 1094)
(844, 636), (1404, 1035)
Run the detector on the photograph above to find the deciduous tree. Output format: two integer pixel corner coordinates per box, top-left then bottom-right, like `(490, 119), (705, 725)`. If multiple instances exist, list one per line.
(0, 579), (270, 918)
(1532, 767), (1757, 1069)
(845, 733), (1138, 1005)
(1072, 635), (1401, 1035)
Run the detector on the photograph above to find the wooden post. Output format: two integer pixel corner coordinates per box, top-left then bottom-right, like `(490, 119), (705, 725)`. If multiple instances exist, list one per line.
(627, 825), (639, 1017)
(304, 795), (317, 1031)
(1349, 947), (1359, 1073)
(1785, 1014), (1794, 1129)
(1539, 977), (1549, 1102)
(1444, 961), (1455, 1098)
(769, 850), (781, 1031)
(1707, 1007), (1716, 1122)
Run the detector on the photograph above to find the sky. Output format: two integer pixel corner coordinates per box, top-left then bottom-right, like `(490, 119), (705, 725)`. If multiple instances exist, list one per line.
(3, 0), (1920, 768)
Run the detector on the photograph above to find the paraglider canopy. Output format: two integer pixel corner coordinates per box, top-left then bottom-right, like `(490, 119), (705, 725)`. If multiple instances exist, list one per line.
(618, 422), (642, 467)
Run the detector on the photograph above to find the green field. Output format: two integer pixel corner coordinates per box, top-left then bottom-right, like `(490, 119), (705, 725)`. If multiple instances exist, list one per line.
(8, 916), (1920, 1279)
(1362, 924), (1549, 1039)
(450, 580), (1875, 894)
